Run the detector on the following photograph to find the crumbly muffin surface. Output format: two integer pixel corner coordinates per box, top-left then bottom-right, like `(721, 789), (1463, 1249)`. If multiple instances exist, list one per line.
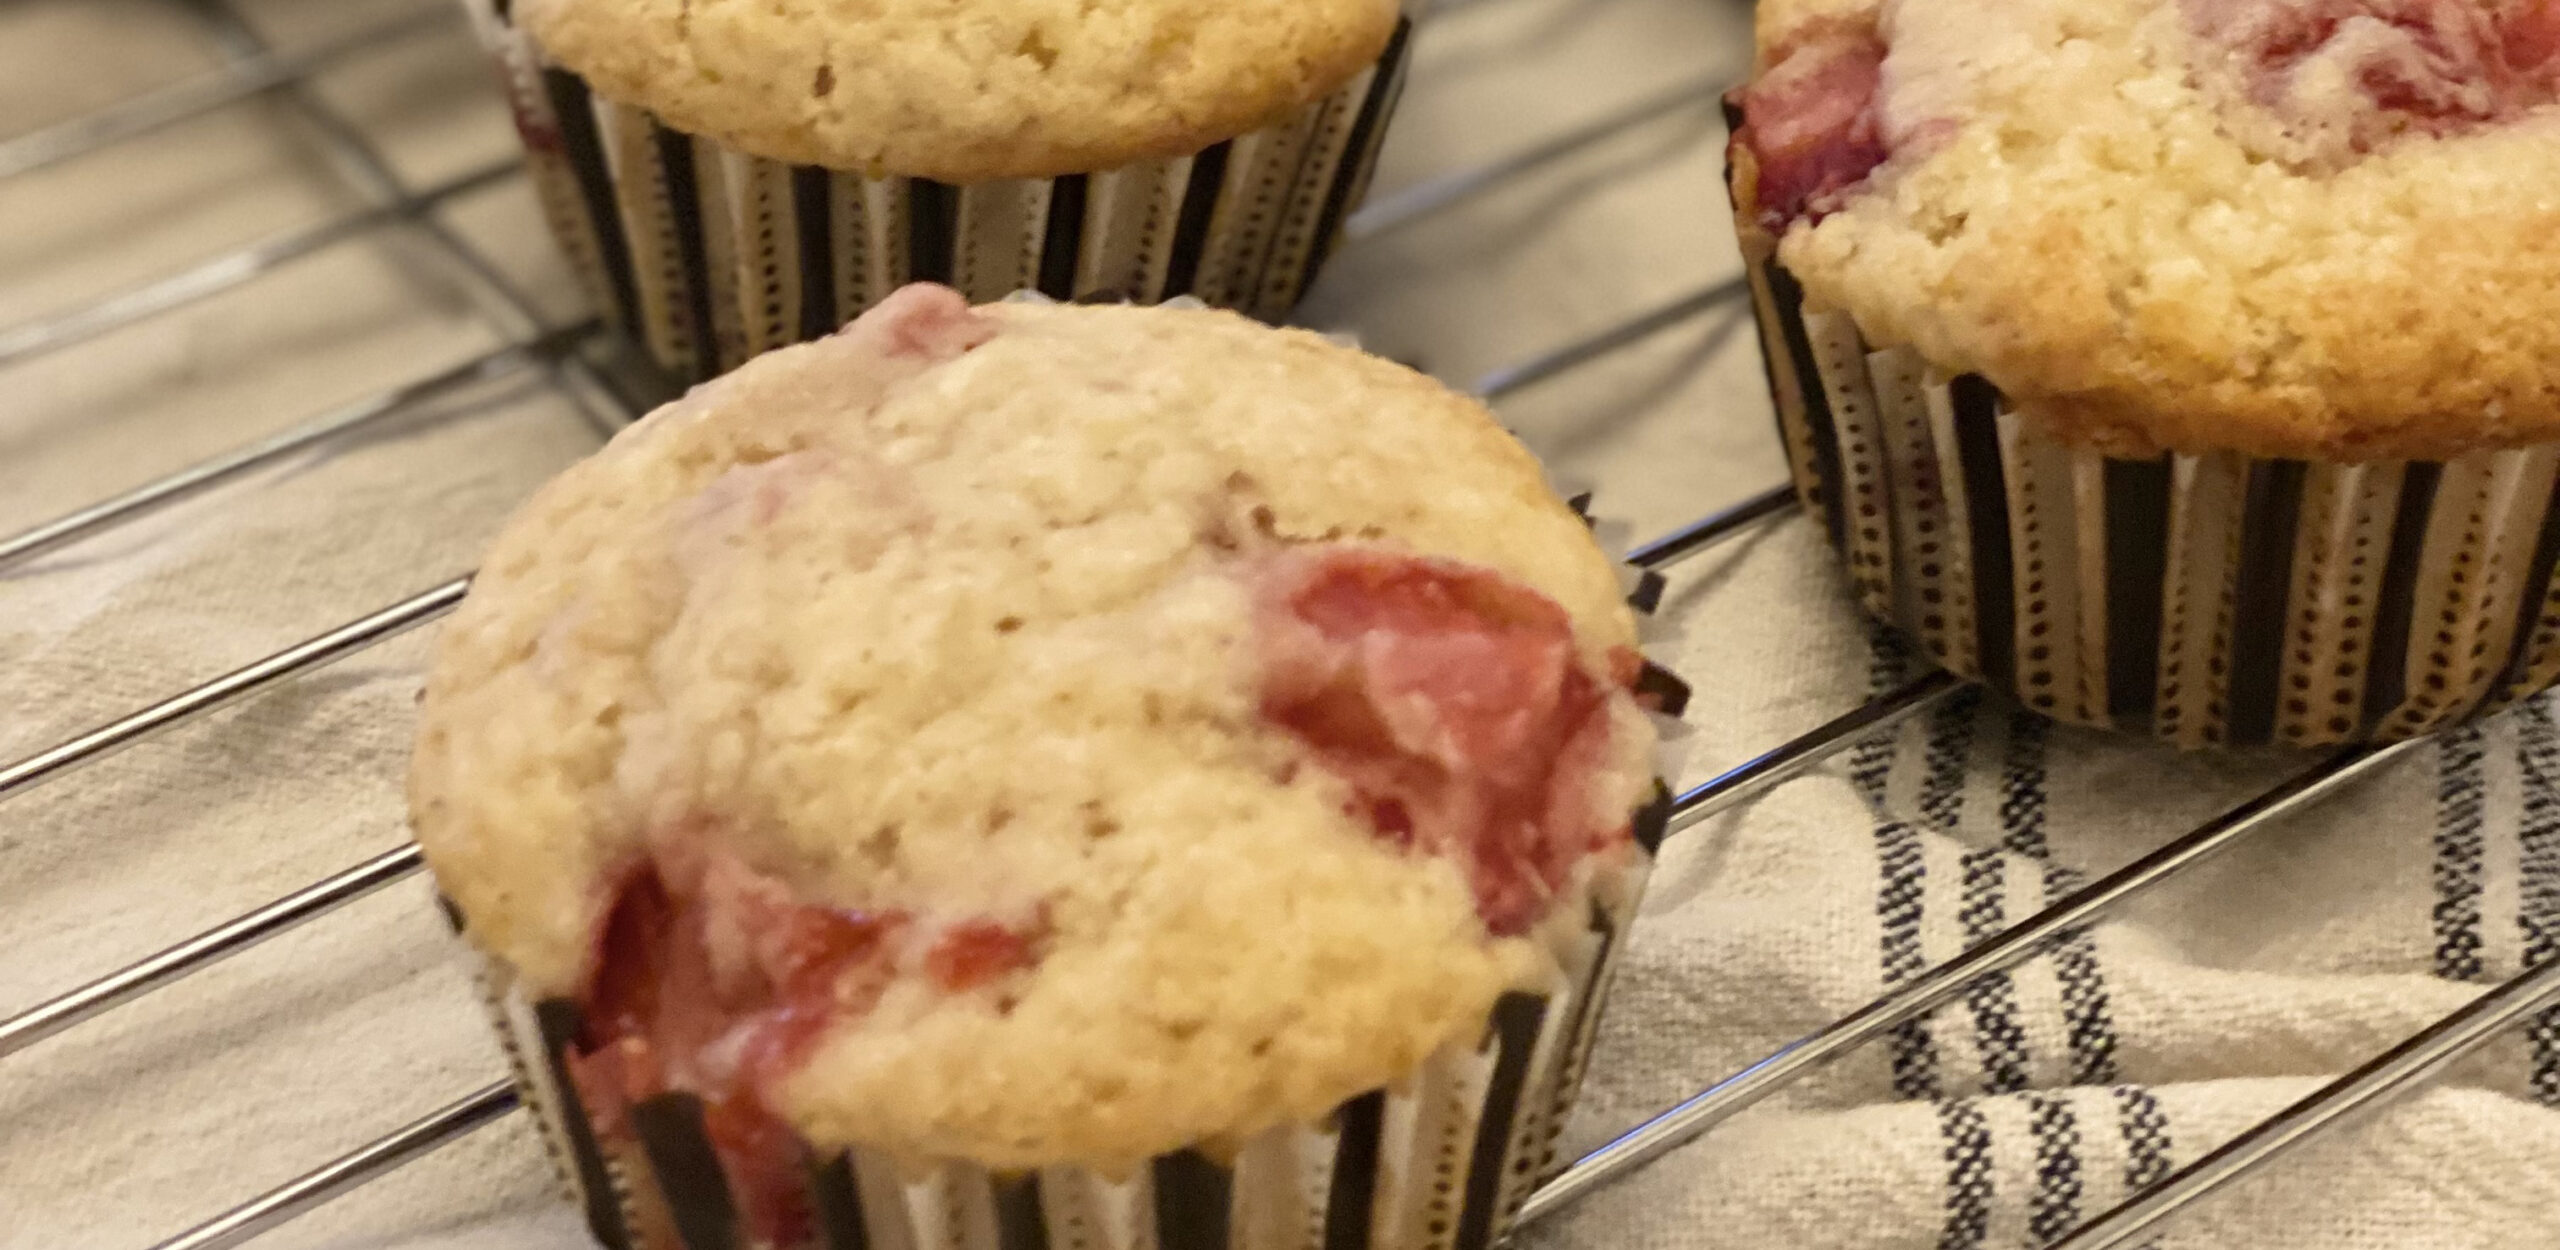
(1734, 0), (2560, 460)
(408, 287), (1652, 1168)
(515, 0), (1400, 182)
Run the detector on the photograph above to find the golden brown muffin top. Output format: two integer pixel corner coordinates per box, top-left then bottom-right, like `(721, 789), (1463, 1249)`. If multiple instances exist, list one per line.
(1732, 0), (2560, 461)
(517, 0), (1401, 182)
(409, 287), (1655, 1167)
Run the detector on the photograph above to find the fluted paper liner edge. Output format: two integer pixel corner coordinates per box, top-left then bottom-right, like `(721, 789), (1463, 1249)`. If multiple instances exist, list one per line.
(461, 0), (1422, 386)
(469, 847), (1649, 1250)
(1719, 114), (2560, 747)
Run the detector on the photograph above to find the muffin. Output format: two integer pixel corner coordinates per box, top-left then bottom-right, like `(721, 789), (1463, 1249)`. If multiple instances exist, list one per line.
(409, 285), (1682, 1249)
(460, 0), (1422, 382)
(1724, 0), (2560, 747)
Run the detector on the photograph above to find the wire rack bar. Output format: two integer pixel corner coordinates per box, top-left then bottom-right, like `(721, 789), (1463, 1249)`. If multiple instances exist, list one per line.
(0, 843), (424, 1059)
(2053, 953), (2560, 1250)
(1343, 72), (1727, 241)
(0, 322), (596, 569)
(1518, 738), (2426, 1228)
(1627, 483), (1796, 570)
(0, 578), (469, 805)
(1472, 276), (1749, 400)
(186, 1), (563, 343)
(0, 7), (447, 181)
(1667, 670), (1966, 837)
(183, 0), (631, 438)
(146, 1080), (522, 1250)
(0, 0), (645, 806)
(0, 158), (518, 368)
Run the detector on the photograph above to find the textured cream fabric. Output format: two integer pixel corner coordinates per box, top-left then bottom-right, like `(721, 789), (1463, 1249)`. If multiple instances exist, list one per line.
(4, 1), (2556, 1249)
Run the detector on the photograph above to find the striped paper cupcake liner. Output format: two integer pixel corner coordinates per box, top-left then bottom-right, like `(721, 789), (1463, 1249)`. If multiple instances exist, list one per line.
(467, 847), (1652, 1250)
(459, 0), (1422, 386)
(1726, 171), (2560, 747)
(459, 540), (1684, 1250)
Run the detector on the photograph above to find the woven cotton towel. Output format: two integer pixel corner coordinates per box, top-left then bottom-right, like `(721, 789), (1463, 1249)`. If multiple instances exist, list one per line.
(1532, 561), (2560, 1248)
(4, 1), (2558, 1248)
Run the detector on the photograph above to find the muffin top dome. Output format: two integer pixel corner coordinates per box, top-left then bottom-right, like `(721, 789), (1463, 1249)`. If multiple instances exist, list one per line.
(513, 0), (1402, 182)
(1729, 0), (2560, 460)
(408, 286), (1656, 1169)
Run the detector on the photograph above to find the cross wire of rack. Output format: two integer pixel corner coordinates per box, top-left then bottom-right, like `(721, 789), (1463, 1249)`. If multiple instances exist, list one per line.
(6, 4), (2559, 1250)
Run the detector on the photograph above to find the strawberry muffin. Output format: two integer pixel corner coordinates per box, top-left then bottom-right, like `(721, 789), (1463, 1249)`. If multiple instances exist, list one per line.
(410, 285), (1677, 1250)
(460, 0), (1422, 382)
(1727, 0), (2560, 746)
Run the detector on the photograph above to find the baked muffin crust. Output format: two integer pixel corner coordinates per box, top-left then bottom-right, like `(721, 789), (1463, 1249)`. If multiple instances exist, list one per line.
(409, 286), (1653, 1169)
(516, 0), (1401, 182)
(1733, 0), (2560, 461)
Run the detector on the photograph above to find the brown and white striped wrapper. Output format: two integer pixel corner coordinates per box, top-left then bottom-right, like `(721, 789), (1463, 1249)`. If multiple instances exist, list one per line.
(1724, 128), (2560, 748)
(465, 857), (1647, 1250)
(453, 510), (1692, 1250)
(458, 0), (1423, 385)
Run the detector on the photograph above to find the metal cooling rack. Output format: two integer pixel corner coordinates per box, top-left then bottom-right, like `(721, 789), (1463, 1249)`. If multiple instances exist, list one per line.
(5, 2), (2560, 1249)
